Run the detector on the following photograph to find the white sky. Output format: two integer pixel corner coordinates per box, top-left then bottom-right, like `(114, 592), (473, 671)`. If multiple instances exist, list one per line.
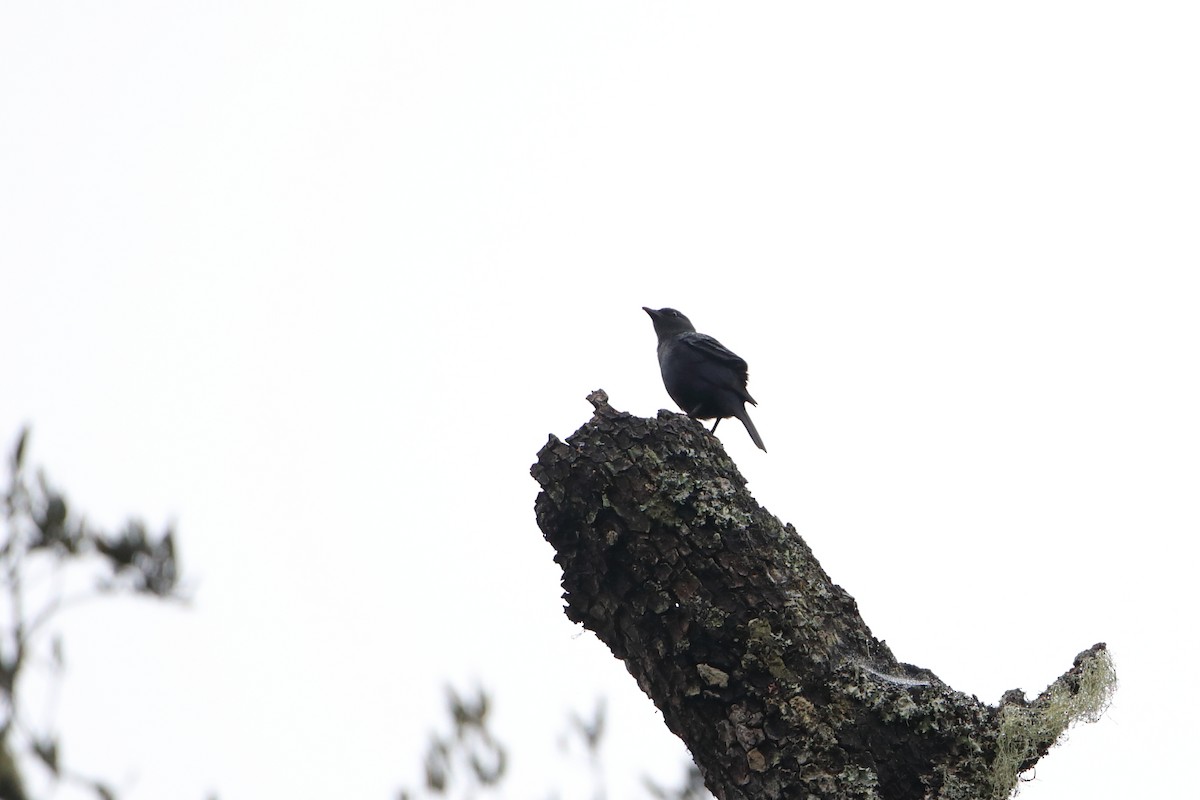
(2, 3), (1197, 799)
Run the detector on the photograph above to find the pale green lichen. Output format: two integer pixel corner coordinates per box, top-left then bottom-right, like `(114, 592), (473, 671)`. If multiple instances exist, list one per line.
(697, 663), (730, 688)
(989, 648), (1117, 799)
(742, 617), (799, 683)
(839, 763), (879, 791)
(696, 604), (729, 630)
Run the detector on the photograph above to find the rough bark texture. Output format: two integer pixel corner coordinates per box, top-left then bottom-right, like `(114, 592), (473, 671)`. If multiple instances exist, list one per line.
(531, 391), (1113, 800)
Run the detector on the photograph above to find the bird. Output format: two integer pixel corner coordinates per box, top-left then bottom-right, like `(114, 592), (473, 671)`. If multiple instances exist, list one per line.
(643, 306), (766, 452)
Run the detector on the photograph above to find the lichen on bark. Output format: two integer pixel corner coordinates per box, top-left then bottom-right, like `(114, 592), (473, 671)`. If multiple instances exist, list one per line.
(531, 391), (1114, 800)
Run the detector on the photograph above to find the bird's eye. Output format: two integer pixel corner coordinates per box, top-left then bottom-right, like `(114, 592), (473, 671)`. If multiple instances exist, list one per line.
(671, 310), (680, 317)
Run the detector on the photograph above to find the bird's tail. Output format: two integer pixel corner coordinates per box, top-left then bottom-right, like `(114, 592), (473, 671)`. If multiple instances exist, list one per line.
(736, 406), (767, 452)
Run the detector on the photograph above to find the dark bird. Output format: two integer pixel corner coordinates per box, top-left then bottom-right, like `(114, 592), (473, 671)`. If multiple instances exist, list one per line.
(643, 306), (766, 452)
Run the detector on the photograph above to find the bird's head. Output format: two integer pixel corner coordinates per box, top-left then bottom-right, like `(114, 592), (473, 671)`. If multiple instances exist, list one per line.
(643, 306), (697, 338)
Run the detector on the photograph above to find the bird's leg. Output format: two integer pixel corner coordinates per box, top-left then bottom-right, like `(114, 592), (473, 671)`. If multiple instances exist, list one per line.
(710, 419), (721, 434)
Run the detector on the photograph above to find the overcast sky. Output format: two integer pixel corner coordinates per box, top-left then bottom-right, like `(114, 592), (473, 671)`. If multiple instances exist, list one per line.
(2, 3), (1198, 799)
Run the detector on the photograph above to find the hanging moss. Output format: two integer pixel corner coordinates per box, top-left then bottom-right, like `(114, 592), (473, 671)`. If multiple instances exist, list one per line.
(990, 645), (1117, 799)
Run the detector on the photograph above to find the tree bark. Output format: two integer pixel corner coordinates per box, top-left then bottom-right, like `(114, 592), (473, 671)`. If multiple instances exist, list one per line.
(531, 391), (1114, 800)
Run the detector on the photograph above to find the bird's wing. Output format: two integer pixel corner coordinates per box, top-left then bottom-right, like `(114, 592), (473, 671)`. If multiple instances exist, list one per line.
(678, 332), (750, 375)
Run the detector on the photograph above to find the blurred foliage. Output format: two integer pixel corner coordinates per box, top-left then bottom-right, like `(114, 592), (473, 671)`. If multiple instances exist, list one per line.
(643, 764), (710, 800)
(0, 426), (705, 800)
(1, 427), (184, 800)
(397, 687), (711, 800)
(398, 686), (507, 800)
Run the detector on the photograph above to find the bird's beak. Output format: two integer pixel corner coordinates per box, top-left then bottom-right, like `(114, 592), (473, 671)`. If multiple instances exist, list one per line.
(643, 307), (658, 318)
